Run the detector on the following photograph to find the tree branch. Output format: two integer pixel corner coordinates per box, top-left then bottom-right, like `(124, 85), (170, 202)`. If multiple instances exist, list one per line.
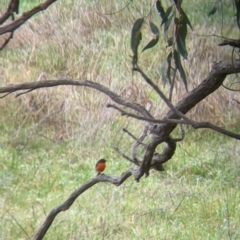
(0, 79), (152, 118)
(33, 171), (134, 240)
(134, 59), (240, 180)
(0, 0), (19, 25)
(219, 38), (240, 48)
(108, 103), (240, 140)
(133, 67), (191, 123)
(113, 147), (138, 164)
(0, 0), (58, 36)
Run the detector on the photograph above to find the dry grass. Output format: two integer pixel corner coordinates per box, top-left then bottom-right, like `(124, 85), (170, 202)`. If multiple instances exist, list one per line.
(1, 0), (239, 141)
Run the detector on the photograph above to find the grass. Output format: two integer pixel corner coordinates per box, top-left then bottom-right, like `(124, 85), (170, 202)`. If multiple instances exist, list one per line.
(1, 0), (240, 239)
(1, 128), (240, 239)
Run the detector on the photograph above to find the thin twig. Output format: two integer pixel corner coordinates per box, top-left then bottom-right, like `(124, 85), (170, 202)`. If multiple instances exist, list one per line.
(15, 88), (35, 97)
(222, 84), (240, 92)
(0, 92), (12, 98)
(0, 31), (14, 50)
(123, 128), (147, 147)
(113, 147), (139, 165)
(131, 103), (152, 161)
(7, 210), (31, 239)
(133, 67), (192, 123)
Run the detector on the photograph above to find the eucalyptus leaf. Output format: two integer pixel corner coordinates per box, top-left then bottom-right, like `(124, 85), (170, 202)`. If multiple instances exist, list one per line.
(131, 18), (144, 54)
(174, 50), (188, 92)
(142, 22), (160, 52)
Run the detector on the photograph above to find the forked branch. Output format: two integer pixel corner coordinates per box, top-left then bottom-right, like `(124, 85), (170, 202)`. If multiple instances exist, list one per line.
(0, 0), (58, 50)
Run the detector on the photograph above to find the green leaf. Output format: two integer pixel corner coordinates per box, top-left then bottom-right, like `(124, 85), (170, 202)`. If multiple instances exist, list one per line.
(131, 18), (144, 54)
(235, 0), (240, 29)
(156, 0), (166, 22)
(176, 37), (188, 59)
(150, 21), (159, 35)
(175, 17), (188, 59)
(164, 14), (173, 37)
(208, 0), (222, 16)
(161, 6), (172, 26)
(142, 38), (159, 52)
(142, 22), (159, 52)
(181, 7), (193, 30)
(156, 0), (172, 26)
(165, 6), (173, 19)
(174, 50), (188, 91)
(173, 1), (193, 30)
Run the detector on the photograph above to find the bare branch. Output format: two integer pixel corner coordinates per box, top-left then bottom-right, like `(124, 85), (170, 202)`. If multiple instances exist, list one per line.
(219, 38), (240, 48)
(113, 147), (139, 165)
(133, 67), (192, 123)
(107, 104), (240, 140)
(131, 103), (151, 161)
(0, 0), (58, 35)
(0, 92), (11, 98)
(0, 31), (14, 50)
(7, 210), (30, 239)
(0, 0), (58, 50)
(0, 0), (18, 25)
(33, 171), (135, 240)
(233, 98), (240, 105)
(122, 128), (147, 147)
(107, 103), (157, 122)
(222, 84), (240, 91)
(15, 88), (35, 97)
(0, 79), (152, 118)
(190, 121), (240, 139)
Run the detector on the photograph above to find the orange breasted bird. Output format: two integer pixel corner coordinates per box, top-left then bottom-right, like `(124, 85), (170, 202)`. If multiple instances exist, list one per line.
(95, 159), (106, 176)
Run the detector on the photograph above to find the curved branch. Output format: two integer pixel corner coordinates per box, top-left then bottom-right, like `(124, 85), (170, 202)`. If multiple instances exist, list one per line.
(33, 171), (134, 240)
(0, 0), (58, 35)
(133, 67), (191, 123)
(0, 0), (18, 25)
(222, 83), (240, 92)
(0, 79), (152, 118)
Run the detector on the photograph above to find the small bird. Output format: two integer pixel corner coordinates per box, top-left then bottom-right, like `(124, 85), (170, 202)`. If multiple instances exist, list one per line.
(95, 159), (106, 176)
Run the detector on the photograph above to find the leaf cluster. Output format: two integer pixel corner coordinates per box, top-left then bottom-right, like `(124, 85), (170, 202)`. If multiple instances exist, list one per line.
(130, 0), (193, 94)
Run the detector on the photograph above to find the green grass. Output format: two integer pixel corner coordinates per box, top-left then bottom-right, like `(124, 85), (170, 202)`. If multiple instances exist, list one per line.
(1, 0), (240, 239)
(1, 122), (240, 239)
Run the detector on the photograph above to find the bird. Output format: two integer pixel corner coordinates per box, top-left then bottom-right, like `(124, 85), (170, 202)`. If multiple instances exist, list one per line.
(95, 159), (106, 176)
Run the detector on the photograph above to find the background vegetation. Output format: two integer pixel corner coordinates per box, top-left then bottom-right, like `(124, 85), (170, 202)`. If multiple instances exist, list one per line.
(0, 0), (240, 239)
